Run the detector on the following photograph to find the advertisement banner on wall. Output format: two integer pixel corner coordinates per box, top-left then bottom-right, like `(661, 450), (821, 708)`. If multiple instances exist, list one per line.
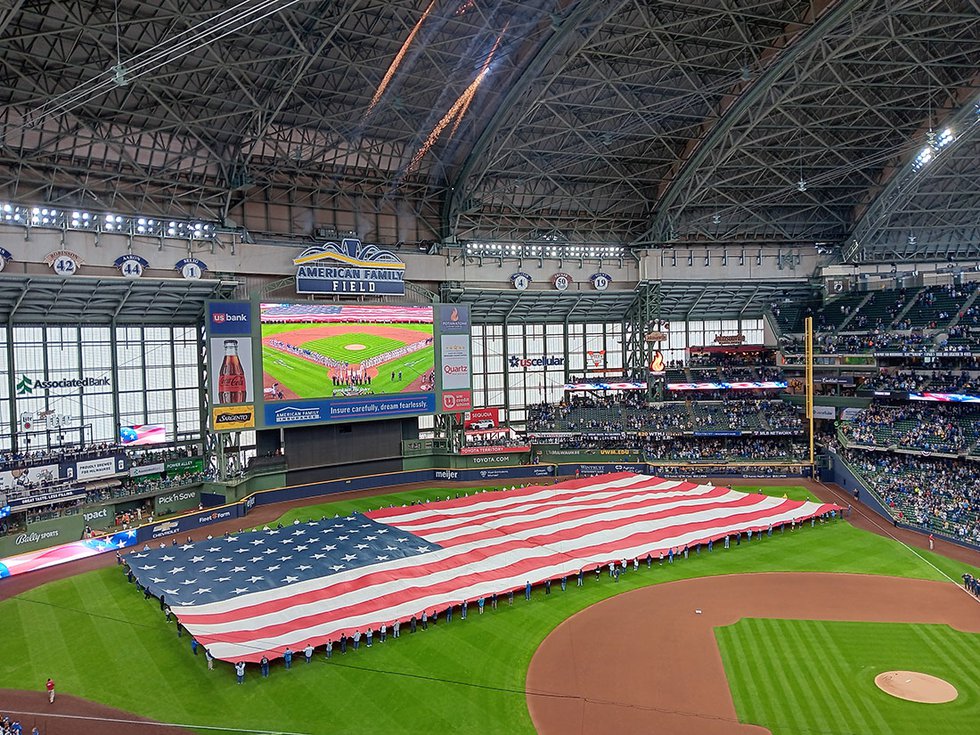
(211, 336), (255, 406)
(0, 463), (60, 491)
(440, 333), (471, 390)
(71, 455), (126, 482)
(154, 489), (200, 516)
(131, 462), (166, 478)
(264, 394), (436, 425)
(80, 503), (116, 531)
(441, 390), (472, 411)
(463, 407), (501, 429)
(165, 457), (205, 475)
(293, 239), (406, 295)
(438, 304), (470, 334)
(459, 445), (530, 455)
(812, 405), (837, 420)
(139, 504), (241, 542)
(7, 487), (86, 510)
(207, 301), (252, 336)
(212, 405), (256, 431)
(0, 514), (85, 556)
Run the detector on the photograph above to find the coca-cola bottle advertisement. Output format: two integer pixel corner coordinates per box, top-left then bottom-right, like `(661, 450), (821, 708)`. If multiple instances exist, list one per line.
(211, 337), (253, 404)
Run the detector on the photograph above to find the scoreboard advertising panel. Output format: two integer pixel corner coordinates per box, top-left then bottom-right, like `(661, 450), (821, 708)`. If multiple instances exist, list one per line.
(205, 301), (471, 431)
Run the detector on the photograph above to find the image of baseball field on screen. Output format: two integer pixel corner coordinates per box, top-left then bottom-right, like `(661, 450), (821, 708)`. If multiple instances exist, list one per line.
(259, 303), (435, 402)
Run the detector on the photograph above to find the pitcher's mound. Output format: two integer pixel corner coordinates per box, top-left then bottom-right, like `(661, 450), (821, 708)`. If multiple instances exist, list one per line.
(344, 343), (367, 350)
(874, 671), (958, 703)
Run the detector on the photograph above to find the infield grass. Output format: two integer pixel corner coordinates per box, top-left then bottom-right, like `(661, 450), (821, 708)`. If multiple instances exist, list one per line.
(716, 619), (980, 735)
(1, 485), (978, 735)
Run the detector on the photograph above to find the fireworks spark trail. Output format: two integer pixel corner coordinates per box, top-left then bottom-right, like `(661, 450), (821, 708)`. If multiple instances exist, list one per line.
(449, 27), (505, 138)
(365, 0), (439, 118)
(409, 27), (506, 171)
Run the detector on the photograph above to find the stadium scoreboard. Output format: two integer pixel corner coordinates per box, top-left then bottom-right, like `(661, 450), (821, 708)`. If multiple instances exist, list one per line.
(205, 301), (472, 432)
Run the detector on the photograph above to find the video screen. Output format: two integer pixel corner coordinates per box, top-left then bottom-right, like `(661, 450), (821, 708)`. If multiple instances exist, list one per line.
(119, 425), (168, 445)
(259, 303), (435, 402)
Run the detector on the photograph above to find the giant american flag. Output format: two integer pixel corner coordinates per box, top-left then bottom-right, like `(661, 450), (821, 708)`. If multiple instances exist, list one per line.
(128, 473), (839, 662)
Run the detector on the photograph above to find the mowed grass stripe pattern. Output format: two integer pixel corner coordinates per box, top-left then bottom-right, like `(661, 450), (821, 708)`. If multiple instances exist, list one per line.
(303, 333), (406, 362)
(716, 619), (980, 735)
(1, 486), (978, 735)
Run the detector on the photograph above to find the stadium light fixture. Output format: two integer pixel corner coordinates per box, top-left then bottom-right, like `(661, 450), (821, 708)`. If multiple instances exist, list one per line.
(0, 200), (217, 241)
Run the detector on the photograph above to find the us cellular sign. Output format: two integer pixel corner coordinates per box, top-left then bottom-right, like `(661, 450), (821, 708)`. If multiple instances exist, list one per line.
(293, 238), (405, 295)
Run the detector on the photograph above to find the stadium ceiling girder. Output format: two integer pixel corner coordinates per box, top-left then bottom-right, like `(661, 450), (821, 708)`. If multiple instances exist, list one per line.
(844, 92), (980, 262)
(449, 279), (814, 324)
(448, 0), (824, 243)
(635, 0), (862, 246)
(639, 0), (980, 249)
(0, 275), (234, 325)
(0, 0), (977, 252)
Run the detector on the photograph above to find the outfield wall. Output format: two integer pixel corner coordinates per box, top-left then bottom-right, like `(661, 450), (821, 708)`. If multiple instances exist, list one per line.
(828, 448), (980, 552)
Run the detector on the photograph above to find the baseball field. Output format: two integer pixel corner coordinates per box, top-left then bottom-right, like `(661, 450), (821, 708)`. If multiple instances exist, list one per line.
(0, 481), (978, 734)
(261, 322), (434, 400)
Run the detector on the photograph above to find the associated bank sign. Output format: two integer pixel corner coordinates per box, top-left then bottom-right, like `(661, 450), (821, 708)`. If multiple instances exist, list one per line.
(16, 375), (110, 395)
(293, 238), (405, 295)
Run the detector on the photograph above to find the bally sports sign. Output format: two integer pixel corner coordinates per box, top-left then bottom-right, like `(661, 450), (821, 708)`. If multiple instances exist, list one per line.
(293, 238), (405, 295)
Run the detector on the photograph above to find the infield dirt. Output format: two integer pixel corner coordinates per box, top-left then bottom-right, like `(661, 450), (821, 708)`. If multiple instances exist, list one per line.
(526, 572), (980, 734)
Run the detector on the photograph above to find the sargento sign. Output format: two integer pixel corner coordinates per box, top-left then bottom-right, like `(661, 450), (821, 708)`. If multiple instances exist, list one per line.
(212, 405), (256, 431)
(293, 238), (405, 295)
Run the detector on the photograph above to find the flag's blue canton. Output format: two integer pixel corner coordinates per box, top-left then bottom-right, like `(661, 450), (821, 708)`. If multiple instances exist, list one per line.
(128, 514), (440, 606)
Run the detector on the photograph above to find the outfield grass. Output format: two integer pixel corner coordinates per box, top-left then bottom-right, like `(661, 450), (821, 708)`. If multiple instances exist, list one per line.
(262, 344), (434, 399)
(1, 485), (978, 735)
(716, 619), (980, 735)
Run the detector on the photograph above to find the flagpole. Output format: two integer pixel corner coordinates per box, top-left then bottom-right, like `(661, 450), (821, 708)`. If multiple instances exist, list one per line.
(805, 316), (814, 467)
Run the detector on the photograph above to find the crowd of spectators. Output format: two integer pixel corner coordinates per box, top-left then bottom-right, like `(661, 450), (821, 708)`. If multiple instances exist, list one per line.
(644, 437), (807, 462)
(545, 435), (807, 463)
(0, 441), (118, 473)
(838, 403), (980, 455)
(1, 439), (210, 538)
(527, 396), (801, 436)
(844, 448), (979, 544)
(464, 434), (526, 449)
(861, 369), (980, 394)
(655, 463), (810, 478)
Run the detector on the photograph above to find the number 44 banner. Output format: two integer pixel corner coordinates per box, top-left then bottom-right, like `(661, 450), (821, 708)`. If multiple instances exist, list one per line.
(114, 254), (150, 279)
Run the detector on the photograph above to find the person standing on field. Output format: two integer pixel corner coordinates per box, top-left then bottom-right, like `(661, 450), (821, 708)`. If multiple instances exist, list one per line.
(46, 678), (55, 703)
